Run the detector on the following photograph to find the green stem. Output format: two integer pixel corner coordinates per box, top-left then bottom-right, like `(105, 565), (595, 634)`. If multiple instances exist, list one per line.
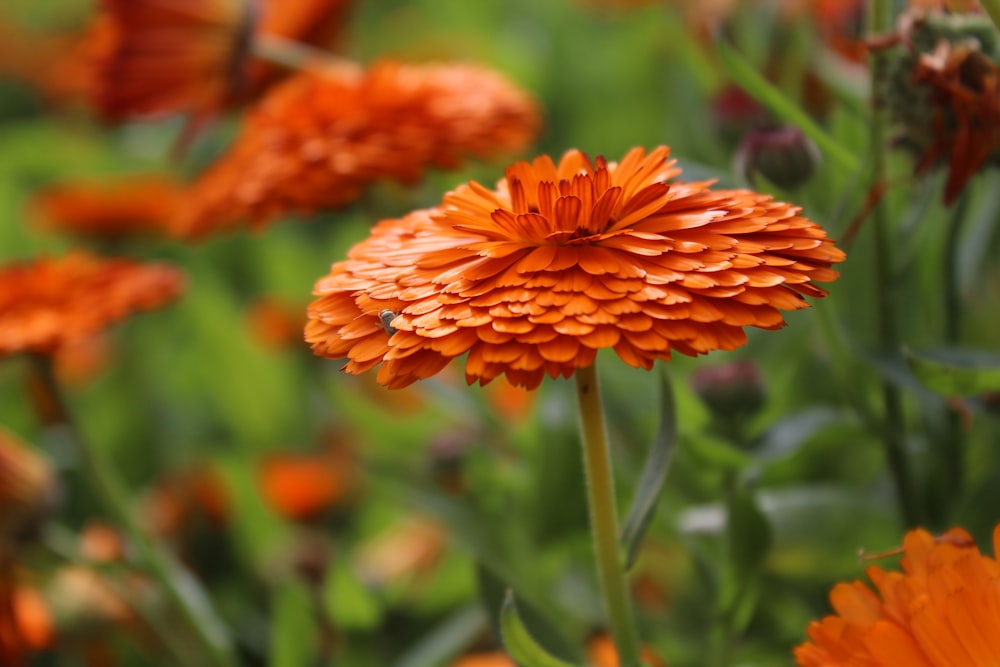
(942, 192), (970, 344)
(252, 34), (359, 74)
(574, 364), (641, 667)
(28, 355), (239, 667)
(867, 0), (920, 528)
(980, 0), (1000, 33)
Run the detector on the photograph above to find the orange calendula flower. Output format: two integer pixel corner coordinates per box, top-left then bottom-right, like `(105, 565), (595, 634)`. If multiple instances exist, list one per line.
(257, 448), (354, 521)
(30, 176), (182, 240)
(89, 0), (353, 120)
(172, 60), (541, 239)
(306, 146), (844, 390)
(795, 523), (1000, 667)
(0, 252), (184, 358)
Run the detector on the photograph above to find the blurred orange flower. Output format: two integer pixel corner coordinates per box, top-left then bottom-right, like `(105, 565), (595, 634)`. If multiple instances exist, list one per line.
(588, 634), (666, 667)
(172, 60), (541, 239)
(354, 516), (448, 587)
(795, 524), (1000, 666)
(30, 176), (182, 241)
(0, 252), (185, 358)
(89, 0), (353, 120)
(449, 651), (514, 667)
(143, 465), (229, 540)
(307, 146), (844, 390)
(257, 447), (355, 521)
(246, 296), (307, 351)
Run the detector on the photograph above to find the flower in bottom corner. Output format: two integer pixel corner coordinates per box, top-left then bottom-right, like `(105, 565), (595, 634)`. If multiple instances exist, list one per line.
(306, 146), (845, 390)
(795, 523), (1000, 666)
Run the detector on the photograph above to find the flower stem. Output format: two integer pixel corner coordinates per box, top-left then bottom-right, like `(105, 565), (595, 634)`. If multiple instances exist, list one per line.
(28, 355), (239, 667)
(574, 364), (641, 667)
(867, 0), (920, 528)
(252, 34), (359, 75)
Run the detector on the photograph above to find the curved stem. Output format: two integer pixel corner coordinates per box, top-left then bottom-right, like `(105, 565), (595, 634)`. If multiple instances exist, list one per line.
(252, 34), (359, 75)
(867, 0), (920, 528)
(28, 355), (239, 667)
(574, 364), (641, 667)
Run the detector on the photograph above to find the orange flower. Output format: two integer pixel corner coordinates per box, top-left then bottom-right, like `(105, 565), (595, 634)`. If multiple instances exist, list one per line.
(257, 448), (354, 521)
(88, 0), (353, 120)
(795, 524), (1000, 666)
(246, 296), (307, 350)
(172, 60), (541, 239)
(588, 634), (666, 667)
(449, 652), (515, 667)
(354, 516), (448, 587)
(0, 252), (184, 358)
(30, 176), (182, 240)
(306, 146), (844, 390)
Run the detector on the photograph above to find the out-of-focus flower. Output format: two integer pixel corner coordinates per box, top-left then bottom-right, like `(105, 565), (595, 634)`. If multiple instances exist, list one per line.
(307, 146), (844, 390)
(88, 0), (354, 120)
(0, 252), (184, 358)
(878, 3), (998, 204)
(246, 296), (307, 351)
(449, 652), (515, 667)
(735, 125), (822, 190)
(795, 523), (1000, 666)
(354, 516), (448, 587)
(0, 577), (54, 666)
(52, 333), (112, 386)
(29, 177), (182, 241)
(0, 427), (57, 544)
(587, 634), (667, 667)
(172, 60), (541, 239)
(257, 445), (356, 522)
(143, 465), (229, 540)
(78, 521), (127, 563)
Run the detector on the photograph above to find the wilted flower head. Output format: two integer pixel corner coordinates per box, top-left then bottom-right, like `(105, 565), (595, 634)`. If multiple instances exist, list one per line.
(307, 146), (844, 390)
(0, 427), (56, 544)
(30, 176), (182, 241)
(172, 60), (541, 239)
(0, 252), (184, 358)
(795, 523), (1000, 666)
(88, 0), (353, 120)
(878, 2), (999, 204)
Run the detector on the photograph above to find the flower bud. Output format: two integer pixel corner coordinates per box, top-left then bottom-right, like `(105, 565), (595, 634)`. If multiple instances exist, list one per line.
(691, 360), (766, 439)
(734, 125), (821, 190)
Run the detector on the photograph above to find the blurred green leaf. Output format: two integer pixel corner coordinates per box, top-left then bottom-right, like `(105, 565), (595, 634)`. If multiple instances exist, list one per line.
(392, 605), (488, 667)
(269, 581), (317, 667)
(905, 347), (1000, 396)
(324, 559), (383, 631)
(717, 486), (772, 636)
(621, 370), (677, 570)
(683, 434), (751, 471)
(499, 591), (581, 667)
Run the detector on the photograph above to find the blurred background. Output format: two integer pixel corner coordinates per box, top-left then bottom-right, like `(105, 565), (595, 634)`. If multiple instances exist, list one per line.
(2, 1), (1000, 666)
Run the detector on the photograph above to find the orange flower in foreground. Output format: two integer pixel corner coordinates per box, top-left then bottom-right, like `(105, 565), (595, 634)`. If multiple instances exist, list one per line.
(795, 524), (1000, 667)
(88, 0), (353, 120)
(306, 146), (844, 390)
(172, 60), (541, 239)
(0, 252), (184, 358)
(30, 176), (182, 240)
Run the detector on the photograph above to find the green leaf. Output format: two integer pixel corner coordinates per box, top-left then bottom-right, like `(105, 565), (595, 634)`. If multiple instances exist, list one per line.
(620, 370), (677, 570)
(904, 347), (1000, 397)
(717, 42), (860, 173)
(324, 559), (383, 631)
(269, 581), (317, 667)
(499, 591), (582, 667)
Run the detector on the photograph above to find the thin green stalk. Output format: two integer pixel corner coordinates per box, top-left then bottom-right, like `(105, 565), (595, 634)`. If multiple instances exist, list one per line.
(943, 192), (970, 344)
(253, 34), (358, 74)
(867, 0), (920, 528)
(29, 355), (239, 667)
(574, 364), (641, 667)
(980, 0), (1000, 33)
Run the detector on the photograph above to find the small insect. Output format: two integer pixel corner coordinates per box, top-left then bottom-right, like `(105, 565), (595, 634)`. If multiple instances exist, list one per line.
(379, 309), (400, 336)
